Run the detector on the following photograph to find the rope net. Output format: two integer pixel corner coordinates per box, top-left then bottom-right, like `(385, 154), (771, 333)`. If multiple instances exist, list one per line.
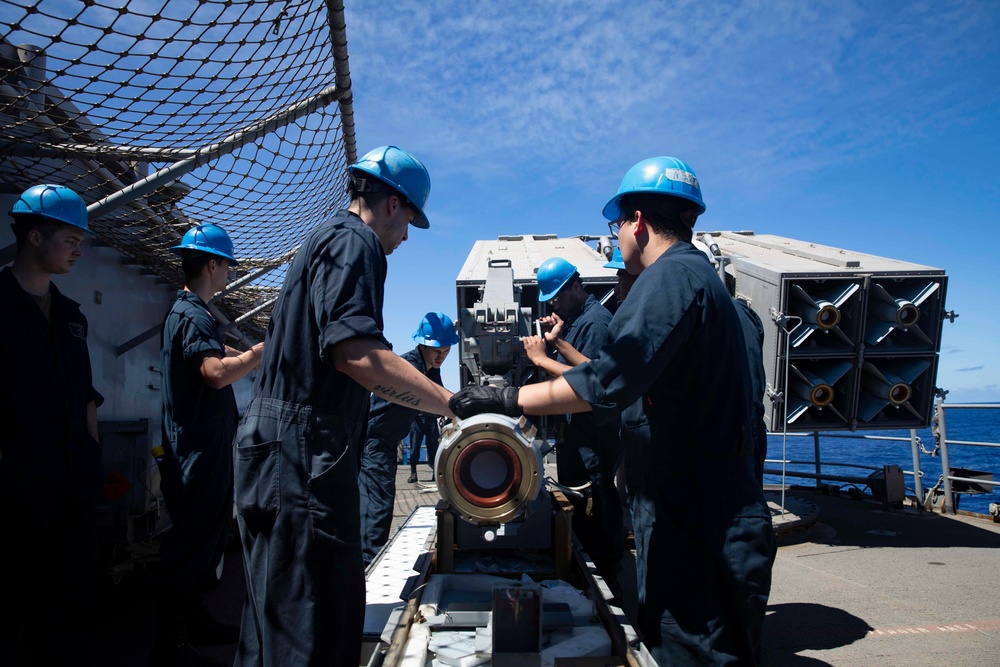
(1, 0), (355, 338)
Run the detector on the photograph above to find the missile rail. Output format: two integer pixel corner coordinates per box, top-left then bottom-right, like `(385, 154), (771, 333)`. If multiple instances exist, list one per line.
(362, 415), (645, 667)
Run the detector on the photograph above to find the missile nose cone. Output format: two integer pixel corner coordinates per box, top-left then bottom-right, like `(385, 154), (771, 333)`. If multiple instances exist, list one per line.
(816, 303), (841, 329)
(897, 303), (920, 327)
(810, 384), (835, 407)
(436, 414), (543, 526)
(888, 382), (912, 405)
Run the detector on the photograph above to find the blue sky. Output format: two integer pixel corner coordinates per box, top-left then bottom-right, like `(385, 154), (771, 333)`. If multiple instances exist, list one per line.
(339, 0), (1000, 402)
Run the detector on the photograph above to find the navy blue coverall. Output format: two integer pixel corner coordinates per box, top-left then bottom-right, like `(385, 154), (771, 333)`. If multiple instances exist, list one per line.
(233, 211), (386, 666)
(735, 300), (768, 485)
(563, 243), (775, 666)
(408, 411), (440, 476)
(0, 267), (104, 665)
(359, 346), (442, 564)
(159, 291), (238, 602)
(554, 294), (624, 579)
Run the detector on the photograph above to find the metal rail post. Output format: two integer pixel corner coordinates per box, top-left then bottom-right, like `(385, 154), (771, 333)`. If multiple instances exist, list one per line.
(86, 84), (346, 221)
(221, 297), (278, 332)
(813, 431), (823, 490)
(910, 429), (924, 503)
(772, 310), (802, 516)
(936, 395), (955, 514)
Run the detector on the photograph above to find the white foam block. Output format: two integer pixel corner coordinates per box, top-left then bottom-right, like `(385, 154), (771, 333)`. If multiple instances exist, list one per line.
(429, 629), (489, 667)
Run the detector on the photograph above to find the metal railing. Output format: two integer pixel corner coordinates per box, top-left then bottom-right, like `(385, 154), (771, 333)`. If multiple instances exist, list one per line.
(763, 393), (999, 515)
(925, 395), (1000, 514)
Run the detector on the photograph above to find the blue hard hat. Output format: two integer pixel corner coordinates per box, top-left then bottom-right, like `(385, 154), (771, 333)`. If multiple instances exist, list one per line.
(604, 247), (625, 270)
(413, 312), (460, 347)
(10, 184), (92, 233)
(537, 257), (578, 302)
(603, 156), (706, 221)
(349, 145), (431, 229)
(169, 223), (239, 266)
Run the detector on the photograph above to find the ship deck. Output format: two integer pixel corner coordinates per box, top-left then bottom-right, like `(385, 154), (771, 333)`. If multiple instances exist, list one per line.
(92, 466), (1000, 666)
(762, 486), (1000, 666)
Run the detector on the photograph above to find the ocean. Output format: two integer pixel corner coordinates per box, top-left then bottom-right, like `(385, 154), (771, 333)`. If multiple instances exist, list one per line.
(763, 405), (1000, 515)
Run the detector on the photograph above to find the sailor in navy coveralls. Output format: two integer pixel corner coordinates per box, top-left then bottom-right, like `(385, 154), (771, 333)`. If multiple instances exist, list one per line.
(154, 223), (263, 665)
(0, 185), (104, 665)
(450, 157), (775, 666)
(233, 147), (453, 667)
(530, 256), (625, 599)
(359, 312), (456, 565)
(407, 411), (441, 483)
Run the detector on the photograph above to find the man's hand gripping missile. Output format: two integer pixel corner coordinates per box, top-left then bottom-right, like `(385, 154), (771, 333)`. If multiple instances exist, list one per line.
(448, 385), (521, 419)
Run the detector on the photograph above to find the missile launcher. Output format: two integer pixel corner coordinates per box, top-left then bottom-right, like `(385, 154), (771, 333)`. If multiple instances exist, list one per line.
(707, 231), (947, 432)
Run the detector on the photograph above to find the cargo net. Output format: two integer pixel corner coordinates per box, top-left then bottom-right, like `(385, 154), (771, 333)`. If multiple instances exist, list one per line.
(0, 0), (356, 339)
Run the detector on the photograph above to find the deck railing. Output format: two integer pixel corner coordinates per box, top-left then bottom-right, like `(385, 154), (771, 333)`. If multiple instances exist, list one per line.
(924, 397), (999, 514)
(764, 393), (999, 516)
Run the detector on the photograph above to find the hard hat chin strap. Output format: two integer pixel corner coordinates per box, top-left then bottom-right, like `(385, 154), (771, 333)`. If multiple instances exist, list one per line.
(680, 210), (699, 227)
(349, 174), (405, 204)
(349, 174), (373, 193)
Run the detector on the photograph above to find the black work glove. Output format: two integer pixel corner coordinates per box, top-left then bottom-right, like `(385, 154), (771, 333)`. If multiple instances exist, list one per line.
(449, 385), (521, 420)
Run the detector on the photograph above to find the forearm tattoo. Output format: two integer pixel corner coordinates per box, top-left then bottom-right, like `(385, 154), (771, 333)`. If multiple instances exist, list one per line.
(373, 384), (422, 407)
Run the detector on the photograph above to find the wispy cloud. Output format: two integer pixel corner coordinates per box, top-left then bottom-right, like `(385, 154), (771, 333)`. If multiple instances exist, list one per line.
(957, 365), (985, 372)
(346, 0), (1000, 195)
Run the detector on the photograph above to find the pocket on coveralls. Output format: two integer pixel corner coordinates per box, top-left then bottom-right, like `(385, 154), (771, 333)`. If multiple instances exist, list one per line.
(234, 440), (281, 527)
(307, 441), (360, 546)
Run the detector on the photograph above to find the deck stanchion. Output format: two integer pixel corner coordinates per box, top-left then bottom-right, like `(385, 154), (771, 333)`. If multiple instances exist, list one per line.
(813, 431), (823, 490)
(910, 429), (924, 504)
(936, 395), (955, 514)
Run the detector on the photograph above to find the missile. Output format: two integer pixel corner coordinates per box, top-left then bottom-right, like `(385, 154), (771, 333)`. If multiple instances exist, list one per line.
(869, 297), (920, 328)
(452, 438), (522, 509)
(800, 298), (841, 330)
(861, 371), (912, 406)
(784, 359), (852, 426)
(787, 282), (859, 349)
(792, 376), (835, 407)
(435, 413), (542, 525)
(856, 358), (932, 422)
(864, 280), (940, 347)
